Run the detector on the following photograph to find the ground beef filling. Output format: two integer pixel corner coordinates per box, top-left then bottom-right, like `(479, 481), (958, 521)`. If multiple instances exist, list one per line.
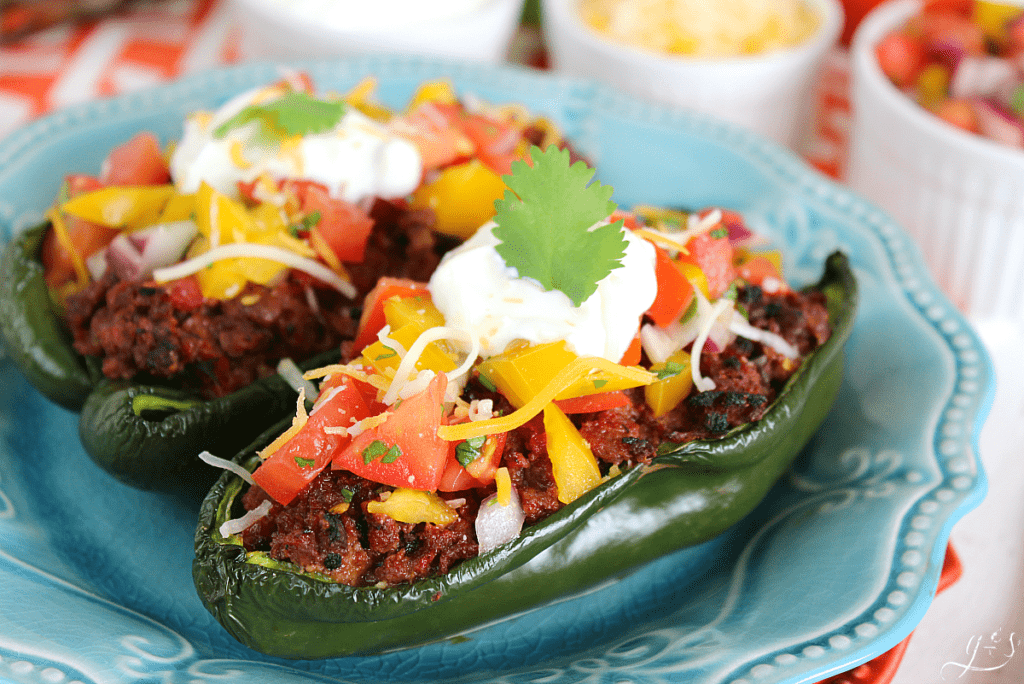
(63, 200), (449, 398)
(239, 285), (831, 586)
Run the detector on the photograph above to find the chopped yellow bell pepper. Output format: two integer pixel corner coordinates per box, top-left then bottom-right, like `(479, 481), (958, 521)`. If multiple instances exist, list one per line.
(973, 0), (1022, 44)
(61, 185), (176, 230)
(366, 488), (458, 525)
(361, 321), (459, 378)
(644, 350), (694, 418)
(678, 261), (710, 300)
(157, 191), (196, 224)
(406, 79), (459, 111)
(543, 404), (602, 504)
(477, 341), (651, 408)
(383, 296), (446, 331)
(410, 159), (506, 239)
(439, 356), (655, 441)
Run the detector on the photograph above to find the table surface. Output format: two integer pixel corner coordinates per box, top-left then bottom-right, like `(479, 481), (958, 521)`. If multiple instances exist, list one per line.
(1, 3), (1022, 682)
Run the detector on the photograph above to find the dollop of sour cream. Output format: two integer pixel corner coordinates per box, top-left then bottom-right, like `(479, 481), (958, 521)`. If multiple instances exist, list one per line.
(428, 220), (658, 362)
(169, 85), (422, 204)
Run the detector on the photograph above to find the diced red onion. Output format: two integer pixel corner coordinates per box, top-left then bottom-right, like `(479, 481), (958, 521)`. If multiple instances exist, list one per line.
(103, 220), (199, 281)
(476, 487), (525, 554)
(86, 248), (108, 280)
(951, 56), (1017, 99)
(971, 98), (1024, 148)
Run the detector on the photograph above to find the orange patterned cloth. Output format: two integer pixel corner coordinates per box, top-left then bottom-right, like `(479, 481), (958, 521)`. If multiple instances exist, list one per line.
(1, 0), (850, 179)
(0, 0), (238, 139)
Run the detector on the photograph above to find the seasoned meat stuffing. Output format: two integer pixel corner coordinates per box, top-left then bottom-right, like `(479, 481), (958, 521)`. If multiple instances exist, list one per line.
(239, 285), (831, 587)
(63, 200), (449, 398)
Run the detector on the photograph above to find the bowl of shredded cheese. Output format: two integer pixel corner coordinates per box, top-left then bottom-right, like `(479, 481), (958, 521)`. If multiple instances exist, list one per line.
(541, 0), (843, 148)
(231, 0), (525, 63)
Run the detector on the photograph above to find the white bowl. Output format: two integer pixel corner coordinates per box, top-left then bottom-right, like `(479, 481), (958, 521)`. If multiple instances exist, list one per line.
(846, 0), (1024, 322)
(540, 0), (843, 149)
(231, 0), (525, 63)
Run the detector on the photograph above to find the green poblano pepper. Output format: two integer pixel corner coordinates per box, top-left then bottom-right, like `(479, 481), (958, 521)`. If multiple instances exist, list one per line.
(0, 222), (340, 493)
(0, 223), (99, 410)
(193, 251), (858, 660)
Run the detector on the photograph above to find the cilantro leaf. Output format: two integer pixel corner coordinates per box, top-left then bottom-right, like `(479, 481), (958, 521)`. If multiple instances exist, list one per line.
(214, 91), (347, 140)
(492, 145), (628, 307)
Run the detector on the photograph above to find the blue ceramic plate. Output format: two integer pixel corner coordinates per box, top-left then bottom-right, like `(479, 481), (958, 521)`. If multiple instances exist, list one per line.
(0, 56), (992, 684)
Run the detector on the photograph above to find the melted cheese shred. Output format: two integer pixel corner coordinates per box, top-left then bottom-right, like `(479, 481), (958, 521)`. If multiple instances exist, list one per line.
(151, 243), (358, 299)
(438, 357), (655, 442)
(382, 326), (481, 406)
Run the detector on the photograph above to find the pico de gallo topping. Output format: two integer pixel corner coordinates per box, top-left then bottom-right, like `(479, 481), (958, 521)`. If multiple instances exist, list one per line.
(218, 146), (832, 587)
(42, 73), (571, 397)
(875, 0), (1024, 146)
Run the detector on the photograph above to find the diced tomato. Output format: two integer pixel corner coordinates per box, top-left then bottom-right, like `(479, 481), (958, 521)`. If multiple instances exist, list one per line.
(935, 98), (980, 132)
(252, 373), (374, 505)
(679, 230), (736, 300)
(352, 277), (431, 353)
(553, 390), (631, 414)
(875, 31), (928, 88)
(737, 255), (785, 288)
(438, 453), (486, 492)
(166, 276), (204, 311)
(923, 0), (973, 15)
(919, 11), (987, 60)
(66, 174), (103, 196)
(459, 112), (521, 175)
(41, 174), (116, 290)
(438, 430), (506, 491)
(100, 132), (171, 186)
(646, 246), (696, 327)
(398, 102), (474, 171)
(333, 373), (450, 491)
(302, 184), (375, 264)
(618, 331), (642, 366)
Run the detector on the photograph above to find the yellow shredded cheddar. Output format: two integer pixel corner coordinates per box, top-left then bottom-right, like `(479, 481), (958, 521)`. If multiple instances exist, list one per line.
(495, 467), (512, 506)
(437, 357), (655, 441)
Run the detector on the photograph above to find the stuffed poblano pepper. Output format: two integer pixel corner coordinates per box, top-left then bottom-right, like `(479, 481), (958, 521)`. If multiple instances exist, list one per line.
(0, 74), (570, 491)
(193, 145), (858, 659)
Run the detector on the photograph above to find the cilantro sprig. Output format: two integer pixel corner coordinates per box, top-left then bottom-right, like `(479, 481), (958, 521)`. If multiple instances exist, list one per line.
(214, 91), (347, 141)
(492, 145), (628, 307)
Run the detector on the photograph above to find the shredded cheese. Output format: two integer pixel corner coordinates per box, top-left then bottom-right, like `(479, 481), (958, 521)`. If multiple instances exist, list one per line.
(381, 326), (481, 405)
(690, 298), (734, 392)
(151, 242), (358, 299)
(258, 389), (309, 459)
(728, 310), (799, 358)
(495, 467), (512, 506)
(437, 357), (655, 441)
(46, 208), (89, 286)
(219, 499), (272, 538)
(199, 450), (256, 485)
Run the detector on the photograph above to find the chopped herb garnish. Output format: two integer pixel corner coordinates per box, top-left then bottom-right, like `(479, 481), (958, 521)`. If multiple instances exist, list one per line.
(492, 145), (628, 307)
(593, 379), (608, 389)
(340, 487), (354, 502)
(656, 361), (686, 380)
(293, 456), (315, 468)
(710, 227), (728, 239)
(214, 91), (347, 141)
(455, 436), (486, 467)
(680, 297), (698, 324)
(362, 439), (389, 465)
(478, 374), (497, 392)
(381, 445), (402, 464)
(375, 348), (398, 361)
